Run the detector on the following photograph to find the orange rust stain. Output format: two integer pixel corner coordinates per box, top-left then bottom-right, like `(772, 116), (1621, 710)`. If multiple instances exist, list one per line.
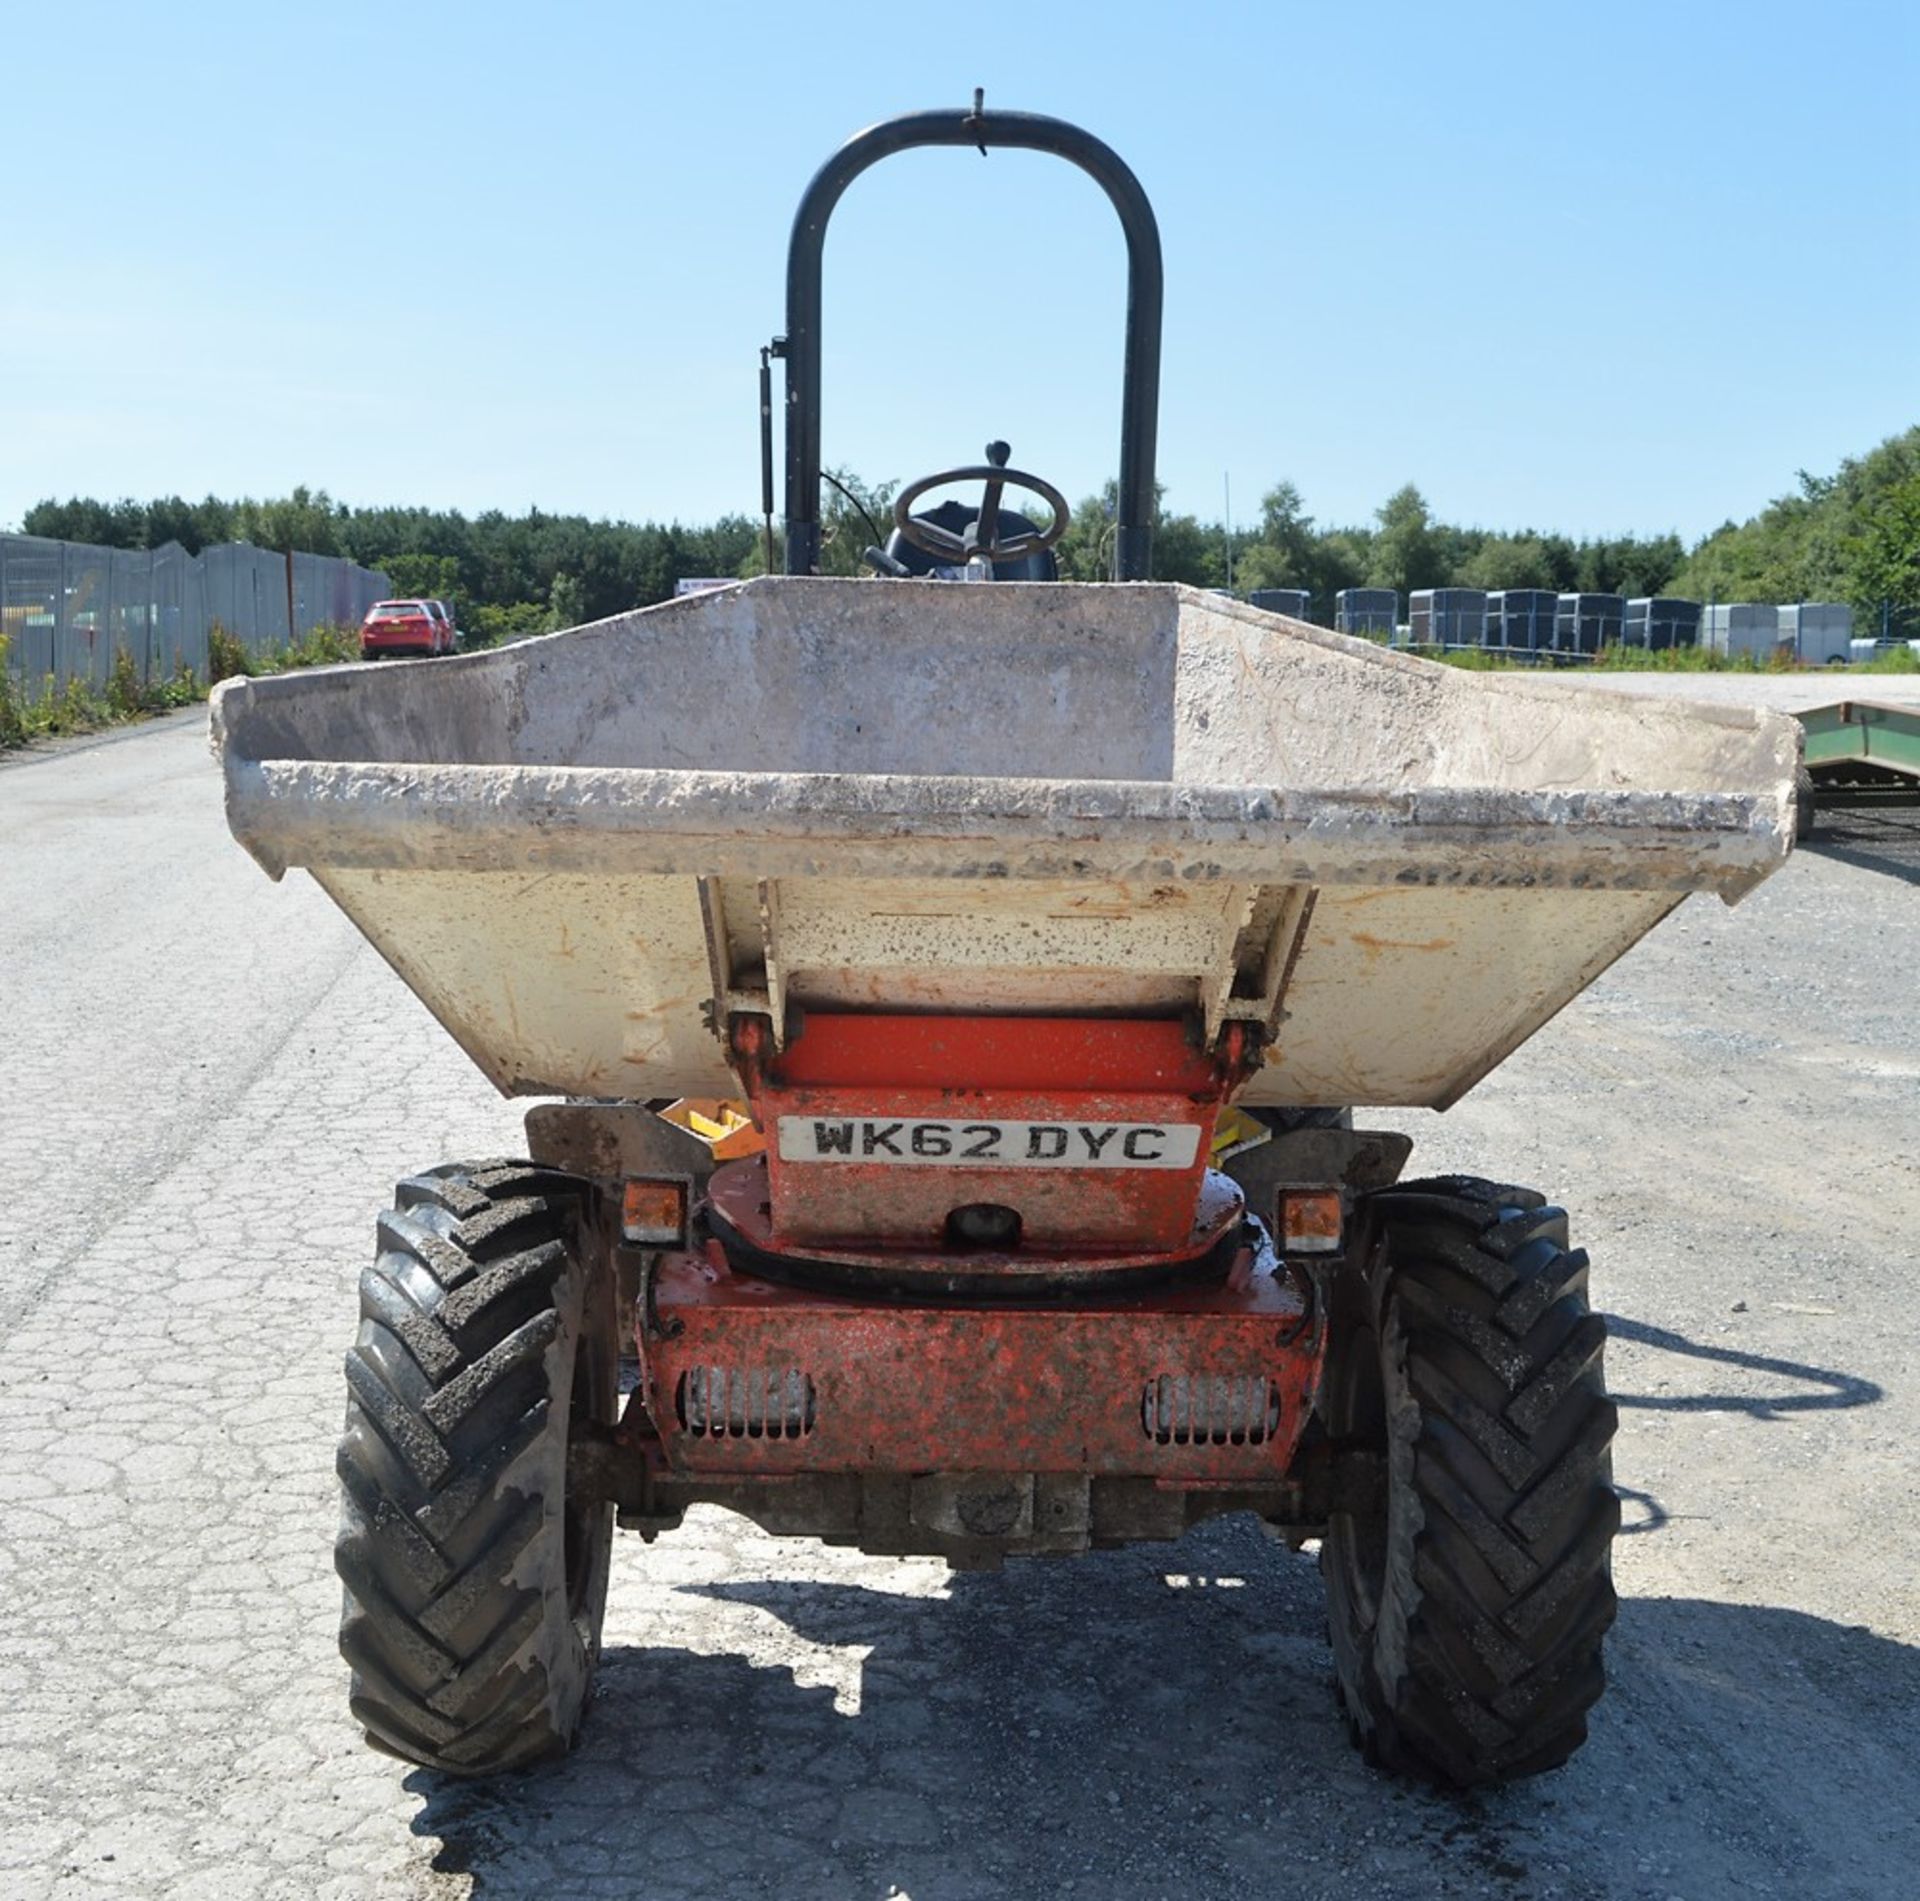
(1332, 888), (1421, 909)
(1048, 897), (1148, 919)
(1351, 931), (1456, 957)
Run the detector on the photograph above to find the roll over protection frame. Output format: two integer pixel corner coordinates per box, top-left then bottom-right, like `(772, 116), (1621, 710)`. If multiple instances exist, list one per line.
(781, 94), (1164, 582)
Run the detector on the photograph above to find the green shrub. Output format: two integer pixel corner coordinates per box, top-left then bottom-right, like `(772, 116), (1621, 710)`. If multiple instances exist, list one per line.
(0, 638), (24, 747)
(208, 622), (252, 684)
(48, 675), (104, 735)
(151, 658), (202, 706)
(464, 600), (549, 649)
(280, 621), (358, 668)
(0, 615), (380, 751)
(0, 645), (212, 749)
(107, 645), (145, 716)
(1596, 641), (1709, 671)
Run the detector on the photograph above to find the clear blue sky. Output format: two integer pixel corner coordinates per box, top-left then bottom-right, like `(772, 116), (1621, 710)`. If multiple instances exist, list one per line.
(5, 0), (1915, 546)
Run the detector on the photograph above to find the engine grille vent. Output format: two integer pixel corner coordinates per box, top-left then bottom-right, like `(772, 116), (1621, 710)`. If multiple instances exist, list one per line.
(677, 1366), (817, 1440)
(1142, 1373), (1281, 1447)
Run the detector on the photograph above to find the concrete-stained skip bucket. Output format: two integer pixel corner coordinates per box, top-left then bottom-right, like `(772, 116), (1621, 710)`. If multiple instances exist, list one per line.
(212, 577), (1799, 1109)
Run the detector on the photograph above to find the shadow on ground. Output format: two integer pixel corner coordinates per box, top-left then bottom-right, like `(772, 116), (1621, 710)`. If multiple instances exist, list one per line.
(1605, 1313), (1884, 1417)
(1801, 808), (1920, 886)
(406, 1517), (1920, 1901)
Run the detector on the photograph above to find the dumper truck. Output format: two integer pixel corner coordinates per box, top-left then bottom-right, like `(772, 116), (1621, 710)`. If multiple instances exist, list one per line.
(213, 99), (1800, 1789)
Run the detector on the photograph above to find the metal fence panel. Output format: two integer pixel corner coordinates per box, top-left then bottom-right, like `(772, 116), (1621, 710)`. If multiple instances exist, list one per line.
(1, 535), (63, 687)
(1, 533), (391, 695)
(111, 547), (152, 688)
(66, 542), (108, 689)
(181, 551), (208, 683)
(152, 542), (189, 682)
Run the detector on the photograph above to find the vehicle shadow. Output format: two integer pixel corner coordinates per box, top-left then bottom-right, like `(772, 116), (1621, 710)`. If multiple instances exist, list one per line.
(405, 1518), (1920, 1901)
(1604, 1313), (1884, 1416)
(1613, 1483), (1669, 1534)
(1800, 809), (1920, 887)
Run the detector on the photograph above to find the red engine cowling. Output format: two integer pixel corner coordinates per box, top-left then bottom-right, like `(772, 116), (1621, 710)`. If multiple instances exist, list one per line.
(636, 1011), (1326, 1492)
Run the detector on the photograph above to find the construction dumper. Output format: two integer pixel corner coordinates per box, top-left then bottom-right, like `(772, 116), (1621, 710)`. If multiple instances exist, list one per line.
(214, 102), (1799, 1789)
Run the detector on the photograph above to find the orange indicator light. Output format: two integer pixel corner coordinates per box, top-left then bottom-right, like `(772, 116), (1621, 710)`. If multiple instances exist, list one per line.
(1277, 1188), (1344, 1255)
(622, 1177), (690, 1246)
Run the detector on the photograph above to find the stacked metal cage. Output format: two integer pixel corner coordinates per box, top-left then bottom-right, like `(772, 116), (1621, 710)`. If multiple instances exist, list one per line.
(1334, 588), (1398, 637)
(1555, 593), (1625, 657)
(1485, 589), (1559, 654)
(1248, 587), (1312, 620)
(1623, 598), (1702, 652)
(1409, 588), (1489, 649)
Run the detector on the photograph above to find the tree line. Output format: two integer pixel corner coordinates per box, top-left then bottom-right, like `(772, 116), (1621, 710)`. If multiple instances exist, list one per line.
(21, 423), (1917, 634)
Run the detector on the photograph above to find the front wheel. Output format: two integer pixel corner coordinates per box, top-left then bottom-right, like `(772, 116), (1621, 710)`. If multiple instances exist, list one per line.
(1320, 1176), (1619, 1786)
(1794, 765), (1818, 843)
(335, 1161), (615, 1775)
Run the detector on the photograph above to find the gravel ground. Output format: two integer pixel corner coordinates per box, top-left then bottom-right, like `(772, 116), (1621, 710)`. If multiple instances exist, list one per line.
(1, 697), (1916, 1901)
(1522, 671), (1920, 714)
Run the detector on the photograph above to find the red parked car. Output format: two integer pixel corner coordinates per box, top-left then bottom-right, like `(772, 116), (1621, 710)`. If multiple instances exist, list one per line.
(360, 599), (455, 659)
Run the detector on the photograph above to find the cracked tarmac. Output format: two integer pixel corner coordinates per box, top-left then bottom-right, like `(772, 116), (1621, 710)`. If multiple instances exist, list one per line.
(1, 705), (1916, 1899)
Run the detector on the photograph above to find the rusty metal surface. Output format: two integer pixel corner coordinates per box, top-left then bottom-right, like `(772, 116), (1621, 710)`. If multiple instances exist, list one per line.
(1258, 1127), (1414, 1192)
(735, 1013), (1246, 1252)
(524, 1099), (713, 1187)
(213, 579), (1799, 1109)
(639, 1237), (1321, 1484)
(704, 1160), (1247, 1297)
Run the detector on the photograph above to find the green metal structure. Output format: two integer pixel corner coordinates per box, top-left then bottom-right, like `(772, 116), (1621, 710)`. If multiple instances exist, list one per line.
(1799, 700), (1920, 810)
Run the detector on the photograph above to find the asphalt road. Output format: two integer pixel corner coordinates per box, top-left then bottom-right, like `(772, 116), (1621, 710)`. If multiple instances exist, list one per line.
(2, 701), (1917, 1901)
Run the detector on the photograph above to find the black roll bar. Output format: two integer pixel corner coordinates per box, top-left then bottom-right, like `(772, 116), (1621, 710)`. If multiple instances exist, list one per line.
(782, 99), (1163, 581)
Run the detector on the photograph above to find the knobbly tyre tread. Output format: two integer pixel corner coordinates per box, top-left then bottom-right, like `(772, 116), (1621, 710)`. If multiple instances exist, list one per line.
(1321, 1174), (1619, 1787)
(335, 1160), (614, 1775)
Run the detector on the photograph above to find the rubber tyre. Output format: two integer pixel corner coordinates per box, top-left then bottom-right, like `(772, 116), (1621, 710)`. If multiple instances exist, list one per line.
(335, 1160), (616, 1775)
(1320, 1175), (1618, 1787)
(1794, 765), (1818, 843)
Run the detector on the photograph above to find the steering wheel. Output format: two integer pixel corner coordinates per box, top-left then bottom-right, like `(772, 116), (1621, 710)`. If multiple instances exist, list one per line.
(891, 440), (1072, 565)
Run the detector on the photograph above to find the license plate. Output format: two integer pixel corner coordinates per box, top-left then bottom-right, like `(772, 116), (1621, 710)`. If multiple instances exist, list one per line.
(776, 1116), (1202, 1170)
